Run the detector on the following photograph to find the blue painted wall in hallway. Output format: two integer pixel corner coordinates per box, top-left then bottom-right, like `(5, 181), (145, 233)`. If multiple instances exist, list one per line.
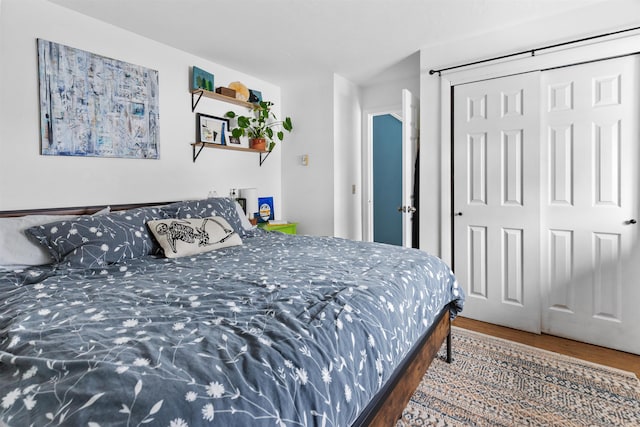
(373, 114), (402, 246)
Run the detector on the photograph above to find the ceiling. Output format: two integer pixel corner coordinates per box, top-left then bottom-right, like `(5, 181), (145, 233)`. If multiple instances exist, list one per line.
(47, 0), (638, 86)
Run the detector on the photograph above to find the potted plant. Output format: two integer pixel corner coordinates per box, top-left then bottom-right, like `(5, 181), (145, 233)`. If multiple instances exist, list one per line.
(225, 101), (293, 152)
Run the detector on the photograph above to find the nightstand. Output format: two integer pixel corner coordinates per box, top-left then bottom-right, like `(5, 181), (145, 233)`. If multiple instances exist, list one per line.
(257, 222), (298, 235)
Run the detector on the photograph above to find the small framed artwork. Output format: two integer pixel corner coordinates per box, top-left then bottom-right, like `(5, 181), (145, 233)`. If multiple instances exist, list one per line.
(196, 113), (228, 145)
(248, 89), (263, 103)
(192, 66), (214, 91)
(227, 132), (249, 148)
(258, 196), (274, 223)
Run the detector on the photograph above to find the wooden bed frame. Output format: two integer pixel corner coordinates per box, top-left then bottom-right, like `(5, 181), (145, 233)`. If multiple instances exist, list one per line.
(354, 306), (452, 426)
(0, 201), (453, 427)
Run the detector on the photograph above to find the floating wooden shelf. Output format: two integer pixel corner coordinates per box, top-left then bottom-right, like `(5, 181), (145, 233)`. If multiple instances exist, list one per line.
(190, 89), (255, 111)
(189, 87), (269, 164)
(190, 142), (272, 166)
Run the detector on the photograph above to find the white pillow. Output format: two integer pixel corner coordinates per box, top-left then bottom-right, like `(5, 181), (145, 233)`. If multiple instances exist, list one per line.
(235, 200), (256, 230)
(0, 214), (76, 266)
(147, 216), (242, 258)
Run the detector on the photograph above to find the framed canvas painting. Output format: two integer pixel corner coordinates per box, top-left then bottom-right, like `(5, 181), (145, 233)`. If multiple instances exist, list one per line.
(37, 39), (160, 159)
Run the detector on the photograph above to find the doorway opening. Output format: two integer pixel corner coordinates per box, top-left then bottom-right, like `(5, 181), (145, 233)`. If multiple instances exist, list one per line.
(363, 90), (420, 248)
(372, 114), (402, 245)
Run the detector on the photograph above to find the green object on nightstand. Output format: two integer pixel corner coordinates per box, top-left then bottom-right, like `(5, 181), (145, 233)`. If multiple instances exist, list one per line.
(257, 222), (297, 235)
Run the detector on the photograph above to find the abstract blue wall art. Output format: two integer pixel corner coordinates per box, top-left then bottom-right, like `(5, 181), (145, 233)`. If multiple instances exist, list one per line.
(37, 39), (160, 159)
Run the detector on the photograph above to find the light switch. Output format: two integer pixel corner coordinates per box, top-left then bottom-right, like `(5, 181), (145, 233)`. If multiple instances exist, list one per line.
(301, 154), (309, 166)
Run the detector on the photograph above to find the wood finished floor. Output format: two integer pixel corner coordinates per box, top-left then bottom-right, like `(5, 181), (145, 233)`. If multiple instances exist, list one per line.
(453, 316), (640, 378)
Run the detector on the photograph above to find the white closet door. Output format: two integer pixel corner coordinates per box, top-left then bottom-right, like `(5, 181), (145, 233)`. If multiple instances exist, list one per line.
(453, 72), (541, 333)
(540, 56), (640, 354)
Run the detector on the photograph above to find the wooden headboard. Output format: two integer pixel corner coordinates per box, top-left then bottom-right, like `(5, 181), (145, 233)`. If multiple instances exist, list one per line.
(0, 201), (176, 218)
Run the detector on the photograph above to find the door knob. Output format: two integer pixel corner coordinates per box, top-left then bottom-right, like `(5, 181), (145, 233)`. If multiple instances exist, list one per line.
(398, 206), (417, 213)
(454, 212), (463, 216)
(627, 219), (637, 225)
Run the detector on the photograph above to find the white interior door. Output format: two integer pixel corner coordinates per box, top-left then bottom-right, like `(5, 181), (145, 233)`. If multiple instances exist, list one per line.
(401, 89), (419, 247)
(540, 56), (640, 353)
(453, 72), (542, 333)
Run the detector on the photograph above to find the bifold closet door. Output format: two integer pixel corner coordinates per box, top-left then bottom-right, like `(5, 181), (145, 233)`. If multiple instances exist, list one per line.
(540, 56), (640, 354)
(452, 72), (542, 334)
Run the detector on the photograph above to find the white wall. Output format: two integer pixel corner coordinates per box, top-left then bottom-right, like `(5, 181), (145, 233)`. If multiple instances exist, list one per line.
(281, 70), (419, 239)
(333, 74), (361, 240)
(0, 0), (282, 213)
(280, 73), (362, 239)
(280, 74), (334, 236)
(360, 75), (419, 112)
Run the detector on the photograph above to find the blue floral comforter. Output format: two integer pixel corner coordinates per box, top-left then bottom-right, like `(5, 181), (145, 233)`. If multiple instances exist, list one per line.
(0, 231), (463, 427)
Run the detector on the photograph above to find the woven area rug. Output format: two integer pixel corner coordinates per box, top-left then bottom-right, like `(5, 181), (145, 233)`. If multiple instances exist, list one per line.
(398, 326), (640, 426)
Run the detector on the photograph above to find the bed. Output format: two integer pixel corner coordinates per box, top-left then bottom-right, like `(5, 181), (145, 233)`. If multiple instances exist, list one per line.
(0, 198), (464, 427)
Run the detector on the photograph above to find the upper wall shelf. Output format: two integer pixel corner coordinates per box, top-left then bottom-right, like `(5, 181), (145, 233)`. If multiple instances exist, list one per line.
(190, 89), (254, 112)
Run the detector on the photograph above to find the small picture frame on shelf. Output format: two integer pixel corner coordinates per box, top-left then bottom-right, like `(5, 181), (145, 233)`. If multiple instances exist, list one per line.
(192, 66), (214, 91)
(196, 113), (228, 145)
(248, 89), (263, 103)
(258, 196), (274, 223)
(227, 132), (249, 148)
